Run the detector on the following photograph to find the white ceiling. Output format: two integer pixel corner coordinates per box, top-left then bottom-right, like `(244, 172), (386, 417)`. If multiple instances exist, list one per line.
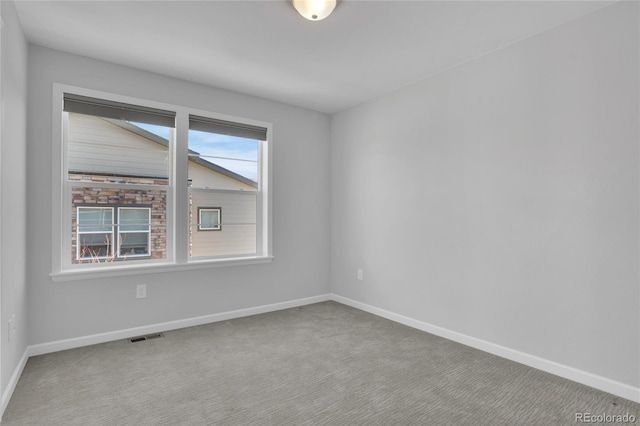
(14, 0), (613, 113)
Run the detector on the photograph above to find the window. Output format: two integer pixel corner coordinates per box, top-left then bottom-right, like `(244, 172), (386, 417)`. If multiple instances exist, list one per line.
(188, 115), (264, 259)
(65, 94), (171, 266)
(52, 86), (272, 278)
(77, 207), (114, 260)
(198, 208), (221, 231)
(76, 206), (151, 262)
(118, 207), (151, 258)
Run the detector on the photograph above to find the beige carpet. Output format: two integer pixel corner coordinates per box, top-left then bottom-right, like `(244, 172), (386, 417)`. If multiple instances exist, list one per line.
(3, 301), (638, 425)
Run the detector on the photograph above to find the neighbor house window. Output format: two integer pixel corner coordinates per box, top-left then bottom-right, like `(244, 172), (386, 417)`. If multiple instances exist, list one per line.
(76, 206), (151, 261)
(77, 207), (114, 260)
(198, 208), (221, 231)
(117, 207), (151, 257)
(52, 86), (272, 278)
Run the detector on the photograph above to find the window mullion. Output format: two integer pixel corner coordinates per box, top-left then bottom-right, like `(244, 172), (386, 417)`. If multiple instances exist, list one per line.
(115, 207), (120, 259)
(60, 112), (72, 270)
(174, 111), (190, 264)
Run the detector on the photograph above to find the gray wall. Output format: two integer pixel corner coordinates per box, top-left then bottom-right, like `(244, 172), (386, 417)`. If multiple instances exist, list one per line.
(27, 46), (331, 345)
(1, 0), (29, 395)
(330, 2), (639, 387)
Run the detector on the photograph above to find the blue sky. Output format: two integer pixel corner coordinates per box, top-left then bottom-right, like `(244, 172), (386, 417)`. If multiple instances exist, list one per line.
(133, 122), (258, 181)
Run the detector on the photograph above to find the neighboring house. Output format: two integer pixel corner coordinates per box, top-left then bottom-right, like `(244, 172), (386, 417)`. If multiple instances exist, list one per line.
(67, 112), (257, 263)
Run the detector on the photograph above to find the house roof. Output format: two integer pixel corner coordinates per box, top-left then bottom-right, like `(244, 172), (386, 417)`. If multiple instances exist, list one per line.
(104, 118), (258, 189)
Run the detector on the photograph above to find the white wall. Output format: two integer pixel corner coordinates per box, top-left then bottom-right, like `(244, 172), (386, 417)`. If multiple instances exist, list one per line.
(331, 2), (639, 389)
(27, 46), (331, 345)
(0, 0), (28, 399)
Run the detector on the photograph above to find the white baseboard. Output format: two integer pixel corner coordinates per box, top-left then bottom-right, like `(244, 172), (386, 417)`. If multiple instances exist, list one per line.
(29, 294), (331, 357)
(4, 291), (636, 421)
(1, 347), (29, 421)
(330, 294), (640, 404)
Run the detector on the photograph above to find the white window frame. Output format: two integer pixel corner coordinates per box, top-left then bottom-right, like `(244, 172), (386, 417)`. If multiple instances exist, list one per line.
(51, 84), (273, 281)
(75, 206), (151, 261)
(198, 207), (222, 231)
(116, 207), (151, 258)
(76, 206), (115, 261)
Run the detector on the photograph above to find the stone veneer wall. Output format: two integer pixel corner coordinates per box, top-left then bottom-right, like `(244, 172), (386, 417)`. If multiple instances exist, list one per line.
(70, 173), (168, 263)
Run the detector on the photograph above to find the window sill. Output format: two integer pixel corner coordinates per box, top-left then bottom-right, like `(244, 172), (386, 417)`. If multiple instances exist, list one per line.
(49, 256), (274, 282)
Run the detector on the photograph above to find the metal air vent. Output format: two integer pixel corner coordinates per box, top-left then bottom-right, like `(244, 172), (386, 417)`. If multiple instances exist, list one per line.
(128, 333), (164, 343)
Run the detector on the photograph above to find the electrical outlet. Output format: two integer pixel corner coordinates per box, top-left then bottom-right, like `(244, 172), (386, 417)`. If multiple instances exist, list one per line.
(136, 284), (147, 299)
(357, 268), (363, 281)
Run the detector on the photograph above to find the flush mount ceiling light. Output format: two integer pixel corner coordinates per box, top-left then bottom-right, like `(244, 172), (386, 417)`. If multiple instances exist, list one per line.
(293, 0), (337, 21)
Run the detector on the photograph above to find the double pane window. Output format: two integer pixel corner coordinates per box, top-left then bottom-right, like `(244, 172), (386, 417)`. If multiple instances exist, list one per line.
(57, 90), (270, 273)
(76, 207), (151, 261)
